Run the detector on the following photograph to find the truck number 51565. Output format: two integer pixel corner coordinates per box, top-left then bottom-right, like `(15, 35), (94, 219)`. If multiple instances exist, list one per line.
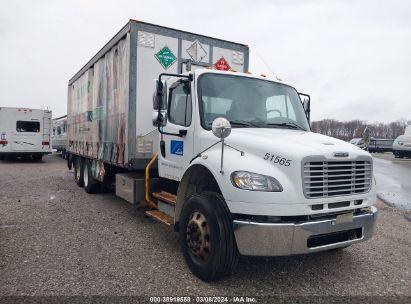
(264, 153), (291, 167)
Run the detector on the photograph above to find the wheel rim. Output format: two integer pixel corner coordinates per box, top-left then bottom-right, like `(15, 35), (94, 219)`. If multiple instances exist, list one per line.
(186, 211), (211, 262)
(83, 163), (88, 187)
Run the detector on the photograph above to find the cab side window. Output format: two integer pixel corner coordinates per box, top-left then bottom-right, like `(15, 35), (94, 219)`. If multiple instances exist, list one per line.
(168, 82), (192, 127)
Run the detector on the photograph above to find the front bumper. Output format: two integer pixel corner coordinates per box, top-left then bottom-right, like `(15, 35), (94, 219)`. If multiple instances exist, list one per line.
(233, 206), (377, 256)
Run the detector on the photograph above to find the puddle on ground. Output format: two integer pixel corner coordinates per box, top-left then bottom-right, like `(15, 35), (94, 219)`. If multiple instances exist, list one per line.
(0, 224), (17, 229)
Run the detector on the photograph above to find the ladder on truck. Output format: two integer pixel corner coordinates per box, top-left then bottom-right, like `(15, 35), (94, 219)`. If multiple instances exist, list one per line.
(144, 154), (176, 226)
(42, 114), (51, 147)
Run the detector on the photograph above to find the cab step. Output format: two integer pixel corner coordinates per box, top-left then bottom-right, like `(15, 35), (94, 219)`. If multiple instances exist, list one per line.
(152, 191), (177, 206)
(145, 210), (174, 226)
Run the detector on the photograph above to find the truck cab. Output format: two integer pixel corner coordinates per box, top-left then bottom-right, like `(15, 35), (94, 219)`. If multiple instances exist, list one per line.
(151, 69), (377, 281)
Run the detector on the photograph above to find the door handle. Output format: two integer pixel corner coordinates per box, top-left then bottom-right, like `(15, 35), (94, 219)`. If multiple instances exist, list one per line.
(179, 130), (187, 137)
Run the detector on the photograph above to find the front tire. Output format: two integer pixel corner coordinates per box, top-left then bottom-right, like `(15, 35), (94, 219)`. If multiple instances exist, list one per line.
(179, 192), (239, 282)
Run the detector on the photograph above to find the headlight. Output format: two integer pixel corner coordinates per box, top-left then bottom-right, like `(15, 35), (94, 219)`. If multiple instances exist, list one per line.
(398, 141), (404, 145)
(230, 171), (283, 192)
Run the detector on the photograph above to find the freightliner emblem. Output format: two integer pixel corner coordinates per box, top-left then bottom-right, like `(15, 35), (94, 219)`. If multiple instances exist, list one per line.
(333, 152), (349, 157)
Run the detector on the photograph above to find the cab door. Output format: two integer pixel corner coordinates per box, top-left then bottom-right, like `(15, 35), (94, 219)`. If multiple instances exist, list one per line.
(158, 79), (195, 181)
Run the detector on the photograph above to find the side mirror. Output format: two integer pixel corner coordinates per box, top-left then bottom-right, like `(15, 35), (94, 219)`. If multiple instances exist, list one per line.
(212, 117), (231, 139)
(152, 79), (167, 110)
(299, 93), (310, 123)
(152, 111), (167, 127)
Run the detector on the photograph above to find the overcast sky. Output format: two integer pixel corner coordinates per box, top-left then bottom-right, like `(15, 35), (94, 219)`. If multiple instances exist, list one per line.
(1, 0), (410, 123)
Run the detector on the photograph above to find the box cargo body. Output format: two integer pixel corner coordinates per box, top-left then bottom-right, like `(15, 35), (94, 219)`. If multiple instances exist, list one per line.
(0, 107), (52, 158)
(67, 20), (249, 169)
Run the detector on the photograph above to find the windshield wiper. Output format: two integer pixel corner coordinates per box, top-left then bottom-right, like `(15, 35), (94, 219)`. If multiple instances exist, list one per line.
(229, 120), (260, 127)
(266, 122), (306, 130)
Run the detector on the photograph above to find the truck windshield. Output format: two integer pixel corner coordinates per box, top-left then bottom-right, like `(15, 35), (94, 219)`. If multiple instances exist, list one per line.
(198, 73), (310, 131)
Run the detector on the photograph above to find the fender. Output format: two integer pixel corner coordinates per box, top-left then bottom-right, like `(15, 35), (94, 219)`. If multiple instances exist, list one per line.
(175, 157), (224, 223)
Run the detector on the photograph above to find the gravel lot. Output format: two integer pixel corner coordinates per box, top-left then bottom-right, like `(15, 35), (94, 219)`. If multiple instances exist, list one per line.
(0, 154), (410, 298)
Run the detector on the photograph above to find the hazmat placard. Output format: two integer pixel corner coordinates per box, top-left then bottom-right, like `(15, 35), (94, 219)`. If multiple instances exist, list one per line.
(155, 46), (177, 69)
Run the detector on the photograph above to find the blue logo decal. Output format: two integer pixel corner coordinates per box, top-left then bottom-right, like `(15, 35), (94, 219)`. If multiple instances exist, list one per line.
(170, 140), (184, 156)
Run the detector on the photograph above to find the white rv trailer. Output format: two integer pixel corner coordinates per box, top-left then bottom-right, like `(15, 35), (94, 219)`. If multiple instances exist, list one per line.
(0, 107), (52, 160)
(52, 115), (68, 158)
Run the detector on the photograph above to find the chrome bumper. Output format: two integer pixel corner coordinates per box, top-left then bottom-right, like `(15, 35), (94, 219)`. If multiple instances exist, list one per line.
(233, 206), (377, 256)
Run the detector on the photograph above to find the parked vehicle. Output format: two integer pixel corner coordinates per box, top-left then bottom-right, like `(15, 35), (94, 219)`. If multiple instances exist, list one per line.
(393, 124), (411, 158)
(0, 107), (52, 160)
(52, 115), (68, 158)
(368, 138), (394, 153)
(66, 20), (377, 281)
(350, 138), (366, 149)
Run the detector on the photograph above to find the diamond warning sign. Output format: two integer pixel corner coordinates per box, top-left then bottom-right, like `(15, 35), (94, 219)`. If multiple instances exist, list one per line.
(186, 40), (207, 62)
(155, 46), (177, 69)
(214, 57), (231, 71)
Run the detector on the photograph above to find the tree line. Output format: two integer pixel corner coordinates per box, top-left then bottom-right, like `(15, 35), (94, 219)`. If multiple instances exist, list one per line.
(310, 119), (408, 141)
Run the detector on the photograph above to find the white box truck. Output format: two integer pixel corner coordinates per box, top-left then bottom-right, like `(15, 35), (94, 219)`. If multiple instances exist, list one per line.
(0, 107), (52, 160)
(67, 20), (377, 281)
(52, 115), (68, 158)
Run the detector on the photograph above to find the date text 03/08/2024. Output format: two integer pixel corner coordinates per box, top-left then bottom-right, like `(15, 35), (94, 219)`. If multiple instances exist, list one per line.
(149, 296), (257, 303)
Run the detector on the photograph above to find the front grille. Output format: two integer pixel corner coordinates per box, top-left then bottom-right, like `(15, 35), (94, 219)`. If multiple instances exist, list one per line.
(303, 160), (372, 198)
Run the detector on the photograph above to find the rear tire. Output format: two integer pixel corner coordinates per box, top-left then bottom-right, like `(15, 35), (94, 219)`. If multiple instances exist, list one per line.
(32, 155), (43, 161)
(74, 157), (84, 187)
(179, 191), (239, 282)
(83, 159), (99, 194)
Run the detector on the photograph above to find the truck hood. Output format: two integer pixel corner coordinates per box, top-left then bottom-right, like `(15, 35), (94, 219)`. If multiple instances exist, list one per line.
(220, 129), (369, 160)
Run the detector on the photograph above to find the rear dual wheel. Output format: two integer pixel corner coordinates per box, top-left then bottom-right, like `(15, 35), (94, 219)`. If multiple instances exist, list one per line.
(83, 159), (99, 193)
(179, 192), (239, 282)
(73, 157), (83, 187)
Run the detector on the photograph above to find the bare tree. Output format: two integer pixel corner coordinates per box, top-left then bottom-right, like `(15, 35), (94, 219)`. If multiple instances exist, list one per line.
(311, 119), (407, 141)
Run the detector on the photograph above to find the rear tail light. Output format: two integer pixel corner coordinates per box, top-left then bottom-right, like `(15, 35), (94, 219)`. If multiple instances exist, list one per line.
(0, 133), (7, 145)
(42, 141), (50, 146)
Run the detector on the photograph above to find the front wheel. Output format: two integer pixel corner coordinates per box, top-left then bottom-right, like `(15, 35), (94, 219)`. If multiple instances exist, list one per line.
(179, 192), (239, 282)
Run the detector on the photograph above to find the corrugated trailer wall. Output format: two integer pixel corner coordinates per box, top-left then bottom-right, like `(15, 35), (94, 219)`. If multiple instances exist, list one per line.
(68, 20), (249, 169)
(68, 35), (130, 166)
